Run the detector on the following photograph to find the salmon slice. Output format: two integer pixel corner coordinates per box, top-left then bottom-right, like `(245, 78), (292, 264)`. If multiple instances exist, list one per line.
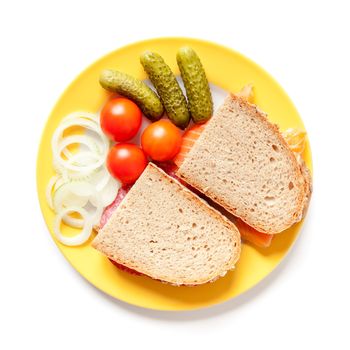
(234, 218), (273, 248)
(173, 123), (207, 167)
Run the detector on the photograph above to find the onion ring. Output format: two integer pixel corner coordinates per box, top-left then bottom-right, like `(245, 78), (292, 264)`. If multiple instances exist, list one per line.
(46, 175), (59, 210)
(61, 111), (100, 124)
(53, 206), (93, 246)
(54, 135), (106, 172)
(48, 110), (116, 246)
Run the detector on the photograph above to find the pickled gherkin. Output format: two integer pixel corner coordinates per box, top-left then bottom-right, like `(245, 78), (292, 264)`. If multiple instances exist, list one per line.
(140, 51), (190, 129)
(99, 69), (164, 121)
(176, 47), (213, 124)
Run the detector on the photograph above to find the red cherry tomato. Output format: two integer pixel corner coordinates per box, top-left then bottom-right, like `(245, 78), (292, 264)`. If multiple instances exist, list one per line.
(141, 120), (182, 161)
(107, 144), (148, 184)
(100, 97), (142, 142)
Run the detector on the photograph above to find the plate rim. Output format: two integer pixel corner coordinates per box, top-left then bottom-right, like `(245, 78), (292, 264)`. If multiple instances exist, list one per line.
(36, 36), (313, 311)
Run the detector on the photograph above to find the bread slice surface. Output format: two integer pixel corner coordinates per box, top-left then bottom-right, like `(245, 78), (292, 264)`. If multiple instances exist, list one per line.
(92, 163), (241, 285)
(176, 94), (308, 234)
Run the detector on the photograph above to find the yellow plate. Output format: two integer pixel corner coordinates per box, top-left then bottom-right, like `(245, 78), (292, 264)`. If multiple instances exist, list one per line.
(37, 37), (312, 311)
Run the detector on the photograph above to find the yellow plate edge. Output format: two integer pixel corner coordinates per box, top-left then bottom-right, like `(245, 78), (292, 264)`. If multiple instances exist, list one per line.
(36, 37), (313, 311)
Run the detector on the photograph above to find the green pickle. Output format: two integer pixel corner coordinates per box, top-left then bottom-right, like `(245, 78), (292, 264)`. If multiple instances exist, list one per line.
(99, 69), (164, 121)
(176, 46), (213, 123)
(140, 51), (190, 129)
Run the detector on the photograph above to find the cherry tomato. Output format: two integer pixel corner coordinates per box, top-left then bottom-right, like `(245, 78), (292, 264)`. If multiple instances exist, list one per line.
(100, 97), (142, 142)
(107, 143), (148, 184)
(141, 120), (182, 161)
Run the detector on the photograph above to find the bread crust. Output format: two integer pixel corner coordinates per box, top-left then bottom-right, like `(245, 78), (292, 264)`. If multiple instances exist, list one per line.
(177, 94), (311, 234)
(296, 155), (312, 220)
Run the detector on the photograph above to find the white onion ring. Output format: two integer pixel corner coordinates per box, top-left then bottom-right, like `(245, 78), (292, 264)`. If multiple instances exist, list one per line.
(59, 134), (103, 157)
(53, 206), (93, 246)
(53, 160), (69, 182)
(52, 117), (108, 149)
(64, 197), (103, 227)
(46, 175), (59, 209)
(52, 181), (103, 228)
(51, 117), (109, 163)
(58, 134), (102, 157)
(90, 166), (111, 192)
(88, 190), (104, 225)
(56, 156), (108, 184)
(53, 181), (91, 212)
(54, 135), (106, 172)
(62, 139), (103, 159)
(65, 153), (105, 182)
(67, 151), (101, 166)
(100, 177), (120, 207)
(90, 176), (121, 208)
(61, 111), (99, 124)
(53, 177), (66, 192)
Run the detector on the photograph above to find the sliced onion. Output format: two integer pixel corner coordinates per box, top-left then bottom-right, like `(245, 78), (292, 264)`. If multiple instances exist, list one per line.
(51, 117), (109, 163)
(54, 177), (66, 191)
(100, 177), (121, 207)
(69, 181), (97, 198)
(52, 117), (108, 150)
(52, 160), (69, 182)
(99, 177), (121, 207)
(90, 166), (111, 192)
(54, 135), (106, 172)
(52, 181), (103, 228)
(57, 134), (103, 160)
(61, 111), (100, 124)
(66, 152), (103, 181)
(46, 175), (69, 210)
(70, 190), (103, 227)
(61, 136), (103, 160)
(52, 116), (100, 138)
(61, 213), (85, 229)
(64, 203), (103, 228)
(90, 175), (121, 208)
(59, 157), (109, 184)
(48, 110), (115, 245)
(53, 182), (90, 212)
(46, 175), (59, 209)
(53, 206), (93, 246)
(67, 151), (101, 166)
(91, 200), (104, 225)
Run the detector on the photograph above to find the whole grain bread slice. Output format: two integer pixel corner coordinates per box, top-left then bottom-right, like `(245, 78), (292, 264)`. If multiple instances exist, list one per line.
(92, 163), (241, 286)
(176, 94), (311, 234)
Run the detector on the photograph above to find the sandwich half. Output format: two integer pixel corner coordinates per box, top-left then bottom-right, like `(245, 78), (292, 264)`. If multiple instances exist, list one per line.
(176, 94), (311, 234)
(92, 163), (241, 286)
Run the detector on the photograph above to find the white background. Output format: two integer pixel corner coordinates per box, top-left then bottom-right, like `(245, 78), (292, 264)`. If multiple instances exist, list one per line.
(1, 0), (349, 349)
